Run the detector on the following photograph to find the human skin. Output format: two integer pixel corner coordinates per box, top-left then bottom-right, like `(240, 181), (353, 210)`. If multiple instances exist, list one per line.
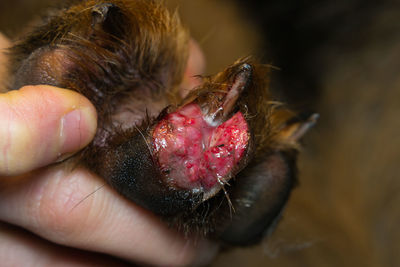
(0, 32), (215, 266)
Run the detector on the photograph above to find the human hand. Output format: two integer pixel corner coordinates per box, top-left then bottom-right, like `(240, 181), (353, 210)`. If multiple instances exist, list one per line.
(0, 33), (214, 266)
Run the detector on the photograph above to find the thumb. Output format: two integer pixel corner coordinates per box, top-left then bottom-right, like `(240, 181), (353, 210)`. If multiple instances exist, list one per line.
(0, 85), (97, 176)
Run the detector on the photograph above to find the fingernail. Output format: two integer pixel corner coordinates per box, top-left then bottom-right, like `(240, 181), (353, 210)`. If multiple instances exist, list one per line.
(58, 107), (97, 160)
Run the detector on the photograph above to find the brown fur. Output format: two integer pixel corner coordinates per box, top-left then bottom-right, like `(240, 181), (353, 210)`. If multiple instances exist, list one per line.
(4, 0), (398, 265)
(5, 0), (313, 248)
(10, 0), (189, 125)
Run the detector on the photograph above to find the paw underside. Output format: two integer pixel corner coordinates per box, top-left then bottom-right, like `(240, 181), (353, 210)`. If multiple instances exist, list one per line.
(82, 61), (315, 245)
(10, 0), (317, 246)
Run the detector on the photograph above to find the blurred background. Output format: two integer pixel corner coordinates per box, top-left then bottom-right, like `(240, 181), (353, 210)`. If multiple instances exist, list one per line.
(1, 0), (399, 266)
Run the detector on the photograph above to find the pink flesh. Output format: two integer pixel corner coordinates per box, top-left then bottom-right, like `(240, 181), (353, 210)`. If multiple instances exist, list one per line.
(152, 103), (249, 190)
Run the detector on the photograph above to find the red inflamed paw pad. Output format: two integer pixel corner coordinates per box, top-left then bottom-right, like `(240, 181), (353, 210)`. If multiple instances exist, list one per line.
(152, 103), (249, 192)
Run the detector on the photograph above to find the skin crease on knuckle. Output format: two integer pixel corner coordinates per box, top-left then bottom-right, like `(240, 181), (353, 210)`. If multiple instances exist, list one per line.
(0, 0), (318, 266)
(0, 165), (199, 266)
